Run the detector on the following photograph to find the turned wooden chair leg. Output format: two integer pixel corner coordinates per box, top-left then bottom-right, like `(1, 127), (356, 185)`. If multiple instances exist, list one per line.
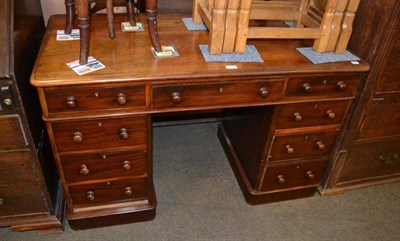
(146, 0), (162, 52)
(65, 0), (76, 34)
(76, 0), (90, 65)
(106, 0), (115, 38)
(126, 0), (137, 26)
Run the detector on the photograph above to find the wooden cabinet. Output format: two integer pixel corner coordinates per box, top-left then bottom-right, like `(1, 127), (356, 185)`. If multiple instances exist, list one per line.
(0, 0), (64, 234)
(31, 14), (369, 229)
(321, 0), (400, 194)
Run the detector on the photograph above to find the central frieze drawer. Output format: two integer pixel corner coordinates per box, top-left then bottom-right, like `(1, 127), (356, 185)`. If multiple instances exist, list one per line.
(152, 80), (285, 109)
(275, 100), (350, 129)
(261, 158), (328, 192)
(51, 116), (147, 152)
(285, 74), (360, 98)
(268, 131), (339, 162)
(44, 85), (146, 114)
(69, 178), (148, 208)
(60, 149), (148, 184)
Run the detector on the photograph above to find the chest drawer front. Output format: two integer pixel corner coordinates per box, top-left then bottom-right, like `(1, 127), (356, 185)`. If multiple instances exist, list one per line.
(358, 97), (400, 140)
(69, 178), (148, 208)
(51, 116), (147, 152)
(261, 159), (328, 192)
(285, 74), (360, 98)
(338, 139), (400, 184)
(0, 115), (28, 150)
(0, 151), (37, 184)
(269, 131), (338, 162)
(0, 182), (49, 217)
(44, 85), (146, 114)
(152, 79), (285, 109)
(60, 149), (148, 184)
(275, 100), (350, 129)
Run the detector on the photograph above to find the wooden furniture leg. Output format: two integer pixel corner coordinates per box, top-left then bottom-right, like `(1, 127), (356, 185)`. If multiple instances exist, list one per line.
(335, 0), (360, 53)
(126, 0), (137, 26)
(313, 0), (339, 52)
(223, 0), (240, 53)
(106, 0), (115, 38)
(65, 0), (76, 34)
(146, 0), (162, 52)
(234, 0), (252, 53)
(76, 0), (90, 65)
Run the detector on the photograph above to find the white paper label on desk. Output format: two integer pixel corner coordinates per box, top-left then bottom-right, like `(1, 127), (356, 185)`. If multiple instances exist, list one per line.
(225, 65), (238, 70)
(66, 57), (105, 76)
(56, 29), (80, 41)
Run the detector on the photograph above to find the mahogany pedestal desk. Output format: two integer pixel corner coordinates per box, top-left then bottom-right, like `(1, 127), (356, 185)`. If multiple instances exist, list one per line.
(30, 14), (369, 229)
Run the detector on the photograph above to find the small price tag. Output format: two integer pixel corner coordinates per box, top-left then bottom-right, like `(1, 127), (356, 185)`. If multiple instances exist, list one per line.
(225, 65), (238, 70)
(152, 45), (180, 58)
(66, 57), (105, 76)
(121, 22), (144, 32)
(57, 29), (80, 41)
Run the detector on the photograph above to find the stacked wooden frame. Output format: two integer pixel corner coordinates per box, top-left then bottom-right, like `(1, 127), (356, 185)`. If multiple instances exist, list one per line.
(192, 0), (360, 54)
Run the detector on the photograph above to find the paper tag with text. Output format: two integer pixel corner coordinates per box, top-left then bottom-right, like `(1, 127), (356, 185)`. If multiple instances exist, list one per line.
(66, 57), (105, 76)
(57, 29), (80, 41)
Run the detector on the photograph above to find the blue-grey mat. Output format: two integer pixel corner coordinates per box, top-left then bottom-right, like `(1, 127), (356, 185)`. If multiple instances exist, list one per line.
(199, 44), (264, 63)
(297, 47), (360, 64)
(182, 18), (208, 31)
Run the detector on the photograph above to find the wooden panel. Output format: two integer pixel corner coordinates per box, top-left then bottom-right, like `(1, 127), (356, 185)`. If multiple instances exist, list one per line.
(61, 149), (148, 184)
(153, 79), (285, 109)
(0, 115), (28, 150)
(275, 100), (350, 129)
(0, 0), (11, 78)
(0, 151), (49, 217)
(269, 130), (338, 162)
(376, 40), (400, 93)
(358, 96), (400, 140)
(51, 116), (147, 152)
(44, 84), (146, 114)
(337, 139), (400, 184)
(261, 158), (328, 192)
(69, 178), (148, 208)
(285, 74), (360, 98)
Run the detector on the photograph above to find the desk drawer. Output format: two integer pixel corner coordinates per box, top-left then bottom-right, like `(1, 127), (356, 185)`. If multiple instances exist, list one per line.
(51, 116), (147, 152)
(69, 178), (148, 208)
(275, 100), (350, 129)
(60, 149), (148, 184)
(269, 131), (338, 162)
(261, 159), (327, 192)
(44, 85), (146, 114)
(152, 79), (284, 109)
(285, 74), (360, 98)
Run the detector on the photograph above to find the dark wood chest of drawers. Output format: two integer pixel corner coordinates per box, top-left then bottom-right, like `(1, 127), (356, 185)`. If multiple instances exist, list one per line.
(30, 14), (369, 229)
(321, 0), (400, 195)
(0, 0), (64, 234)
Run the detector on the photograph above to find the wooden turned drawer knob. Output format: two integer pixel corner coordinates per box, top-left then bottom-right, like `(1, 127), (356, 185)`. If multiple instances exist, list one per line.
(80, 164), (90, 175)
(393, 153), (399, 162)
(316, 141), (326, 150)
(326, 110), (336, 119)
(73, 131), (83, 143)
(293, 112), (303, 122)
(66, 96), (77, 109)
(285, 145), (294, 154)
(306, 171), (315, 179)
(277, 175), (286, 183)
(336, 81), (347, 91)
(123, 161), (132, 170)
(377, 155), (393, 164)
(125, 187), (133, 196)
(0, 198), (4, 206)
(117, 93), (127, 105)
(119, 128), (129, 139)
(87, 191), (95, 201)
(259, 87), (269, 98)
(302, 83), (312, 93)
(171, 92), (182, 104)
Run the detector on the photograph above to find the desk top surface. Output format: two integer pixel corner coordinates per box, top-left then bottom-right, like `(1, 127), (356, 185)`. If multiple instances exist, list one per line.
(31, 14), (369, 87)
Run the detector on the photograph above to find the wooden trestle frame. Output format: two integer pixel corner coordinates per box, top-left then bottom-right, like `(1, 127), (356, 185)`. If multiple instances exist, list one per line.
(192, 0), (360, 55)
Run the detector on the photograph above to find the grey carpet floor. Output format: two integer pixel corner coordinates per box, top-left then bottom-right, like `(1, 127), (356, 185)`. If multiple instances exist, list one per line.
(1, 123), (400, 241)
